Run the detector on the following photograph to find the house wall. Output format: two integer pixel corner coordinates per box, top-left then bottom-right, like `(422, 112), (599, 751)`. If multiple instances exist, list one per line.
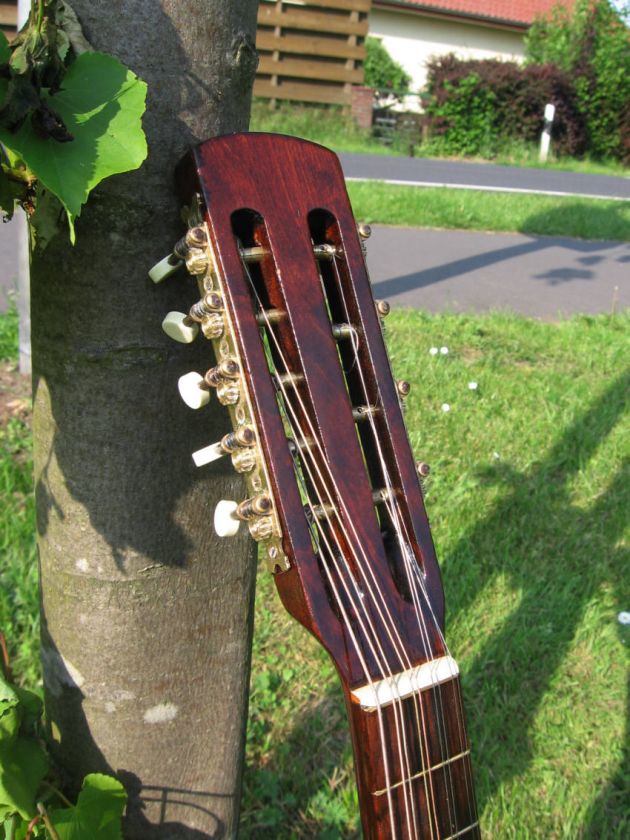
(370, 7), (526, 93)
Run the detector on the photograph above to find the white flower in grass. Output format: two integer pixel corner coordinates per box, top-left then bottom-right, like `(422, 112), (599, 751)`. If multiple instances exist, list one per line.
(493, 451), (500, 460)
(618, 611), (630, 625)
(441, 403), (450, 412)
(440, 346), (449, 355)
(429, 346), (439, 355)
(468, 381), (478, 391)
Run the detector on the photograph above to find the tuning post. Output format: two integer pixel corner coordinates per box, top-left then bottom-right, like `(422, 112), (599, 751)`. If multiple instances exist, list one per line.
(274, 372), (304, 390)
(358, 224), (372, 240)
(255, 308), (285, 326)
(376, 300), (391, 318)
(397, 380), (411, 398)
(372, 487), (396, 505)
(352, 405), (379, 422)
(416, 461), (431, 479)
(332, 323), (357, 341)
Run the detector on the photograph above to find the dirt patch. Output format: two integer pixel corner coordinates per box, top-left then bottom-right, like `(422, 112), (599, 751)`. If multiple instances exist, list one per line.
(0, 362), (31, 428)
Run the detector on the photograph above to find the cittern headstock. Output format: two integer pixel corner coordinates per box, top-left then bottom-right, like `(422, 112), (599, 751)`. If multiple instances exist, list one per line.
(152, 134), (479, 840)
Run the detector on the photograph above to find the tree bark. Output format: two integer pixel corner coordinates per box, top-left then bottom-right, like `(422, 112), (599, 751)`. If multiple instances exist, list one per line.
(31, 2), (260, 837)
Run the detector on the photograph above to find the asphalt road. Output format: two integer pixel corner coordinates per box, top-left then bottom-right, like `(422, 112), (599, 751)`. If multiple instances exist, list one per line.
(365, 226), (630, 318)
(339, 153), (630, 201)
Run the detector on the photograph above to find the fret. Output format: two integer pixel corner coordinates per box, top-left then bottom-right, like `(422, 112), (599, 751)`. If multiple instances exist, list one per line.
(372, 749), (472, 797)
(347, 673), (479, 838)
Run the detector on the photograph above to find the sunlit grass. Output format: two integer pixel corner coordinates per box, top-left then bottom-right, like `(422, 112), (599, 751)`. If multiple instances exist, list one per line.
(1, 306), (628, 837)
(347, 181), (630, 242)
(241, 311), (629, 838)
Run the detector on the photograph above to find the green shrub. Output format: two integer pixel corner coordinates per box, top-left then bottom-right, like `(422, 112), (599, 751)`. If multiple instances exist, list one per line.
(425, 56), (587, 158)
(364, 36), (411, 95)
(526, 0), (630, 161)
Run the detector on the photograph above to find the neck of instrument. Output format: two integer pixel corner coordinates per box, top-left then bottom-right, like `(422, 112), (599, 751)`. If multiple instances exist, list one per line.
(344, 671), (480, 840)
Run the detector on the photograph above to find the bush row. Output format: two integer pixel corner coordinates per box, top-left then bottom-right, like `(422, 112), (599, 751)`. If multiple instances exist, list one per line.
(424, 55), (588, 158)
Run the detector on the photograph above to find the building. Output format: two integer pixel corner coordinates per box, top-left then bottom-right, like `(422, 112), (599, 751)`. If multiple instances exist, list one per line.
(370, 1), (575, 92)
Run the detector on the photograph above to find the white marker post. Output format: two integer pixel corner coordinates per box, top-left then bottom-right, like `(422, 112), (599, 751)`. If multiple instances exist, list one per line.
(539, 102), (556, 163)
(17, 0), (31, 375)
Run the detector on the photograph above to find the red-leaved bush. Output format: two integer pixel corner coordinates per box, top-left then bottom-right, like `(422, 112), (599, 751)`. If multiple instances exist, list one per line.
(425, 55), (588, 157)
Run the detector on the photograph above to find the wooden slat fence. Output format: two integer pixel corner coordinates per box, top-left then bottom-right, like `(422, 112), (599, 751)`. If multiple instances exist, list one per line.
(255, 0), (371, 106)
(1, 2), (371, 107)
(0, 1), (17, 38)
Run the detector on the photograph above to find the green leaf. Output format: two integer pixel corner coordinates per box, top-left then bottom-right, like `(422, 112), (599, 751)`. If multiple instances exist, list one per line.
(0, 675), (19, 746)
(50, 774), (127, 840)
(0, 51), (147, 240)
(0, 736), (48, 820)
(0, 31), (9, 66)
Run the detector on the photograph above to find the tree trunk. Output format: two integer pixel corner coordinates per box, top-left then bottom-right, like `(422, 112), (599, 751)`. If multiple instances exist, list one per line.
(31, 2), (260, 837)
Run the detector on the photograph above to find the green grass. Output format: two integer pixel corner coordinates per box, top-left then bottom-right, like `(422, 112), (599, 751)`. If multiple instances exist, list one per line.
(347, 181), (630, 242)
(1, 308), (628, 837)
(250, 99), (396, 156)
(241, 311), (629, 838)
(0, 307), (38, 687)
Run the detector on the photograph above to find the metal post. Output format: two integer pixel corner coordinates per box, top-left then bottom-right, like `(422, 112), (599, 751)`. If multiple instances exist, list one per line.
(539, 102), (556, 163)
(16, 0), (30, 375)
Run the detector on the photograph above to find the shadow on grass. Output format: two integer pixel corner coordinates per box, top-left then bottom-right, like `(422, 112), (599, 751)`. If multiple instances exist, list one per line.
(444, 367), (630, 828)
(241, 367), (629, 836)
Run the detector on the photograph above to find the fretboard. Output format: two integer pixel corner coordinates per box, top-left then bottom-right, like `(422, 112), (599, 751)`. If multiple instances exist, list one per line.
(346, 670), (480, 840)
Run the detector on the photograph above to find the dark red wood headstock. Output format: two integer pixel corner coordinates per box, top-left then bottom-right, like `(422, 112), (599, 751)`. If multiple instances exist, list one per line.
(156, 133), (479, 840)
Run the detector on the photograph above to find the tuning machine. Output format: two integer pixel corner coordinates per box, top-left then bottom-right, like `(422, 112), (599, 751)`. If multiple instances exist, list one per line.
(149, 225), (212, 284)
(162, 293), (225, 344)
(178, 358), (241, 409)
(214, 493), (275, 541)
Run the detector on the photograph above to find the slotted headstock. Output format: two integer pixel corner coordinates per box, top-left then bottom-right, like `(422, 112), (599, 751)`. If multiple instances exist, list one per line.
(166, 134), (443, 685)
(154, 134), (479, 840)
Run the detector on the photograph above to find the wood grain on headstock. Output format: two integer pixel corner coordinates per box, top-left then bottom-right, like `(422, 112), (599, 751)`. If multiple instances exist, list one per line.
(175, 134), (479, 839)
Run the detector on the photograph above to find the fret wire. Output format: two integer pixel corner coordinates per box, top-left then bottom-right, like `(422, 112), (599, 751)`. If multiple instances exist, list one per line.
(443, 821), (480, 840)
(372, 749), (471, 797)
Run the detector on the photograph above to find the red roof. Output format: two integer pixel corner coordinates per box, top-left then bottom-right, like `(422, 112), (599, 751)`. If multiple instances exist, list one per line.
(374, 1), (575, 27)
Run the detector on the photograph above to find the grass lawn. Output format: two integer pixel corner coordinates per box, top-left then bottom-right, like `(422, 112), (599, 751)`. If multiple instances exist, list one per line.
(347, 181), (630, 242)
(1, 306), (628, 837)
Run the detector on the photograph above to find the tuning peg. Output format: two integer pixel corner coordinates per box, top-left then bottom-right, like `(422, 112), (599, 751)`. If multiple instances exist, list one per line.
(397, 380), (411, 398)
(214, 500), (241, 537)
(178, 372), (210, 409)
(192, 427), (256, 468)
(376, 300), (391, 318)
(358, 223), (372, 240)
(149, 254), (183, 284)
(214, 493), (273, 539)
(162, 311), (199, 343)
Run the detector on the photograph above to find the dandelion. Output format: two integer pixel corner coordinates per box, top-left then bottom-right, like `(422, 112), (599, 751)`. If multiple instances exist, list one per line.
(468, 381), (478, 390)
(440, 346), (449, 355)
(429, 347), (438, 356)
(441, 403), (450, 412)
(618, 611), (630, 625)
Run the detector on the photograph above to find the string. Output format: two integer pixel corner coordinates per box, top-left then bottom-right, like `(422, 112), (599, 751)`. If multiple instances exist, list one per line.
(238, 236), (476, 836)
(327, 252), (469, 832)
(239, 246), (440, 837)
(255, 290), (419, 839)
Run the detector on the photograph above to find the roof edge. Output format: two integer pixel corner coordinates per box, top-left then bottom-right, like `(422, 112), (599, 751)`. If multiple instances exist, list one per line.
(372, 1), (530, 31)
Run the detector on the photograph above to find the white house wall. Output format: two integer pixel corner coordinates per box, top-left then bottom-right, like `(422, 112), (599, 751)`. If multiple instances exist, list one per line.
(370, 8), (526, 94)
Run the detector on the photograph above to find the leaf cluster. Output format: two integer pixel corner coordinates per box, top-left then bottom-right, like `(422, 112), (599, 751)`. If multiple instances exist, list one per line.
(525, 0), (630, 162)
(0, 0), (147, 244)
(0, 665), (126, 839)
(364, 37), (411, 98)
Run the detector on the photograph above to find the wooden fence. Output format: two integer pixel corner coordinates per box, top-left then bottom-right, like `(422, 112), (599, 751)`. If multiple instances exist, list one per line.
(255, 0), (371, 107)
(0, 1), (17, 38)
(1, 1), (371, 107)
